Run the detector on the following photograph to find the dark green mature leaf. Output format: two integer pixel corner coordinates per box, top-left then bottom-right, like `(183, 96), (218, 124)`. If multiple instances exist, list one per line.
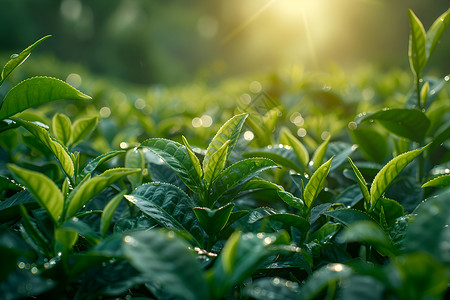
(208, 231), (290, 299)
(339, 275), (385, 300)
(278, 190), (304, 211)
(370, 145), (428, 205)
(123, 230), (210, 300)
(328, 142), (357, 172)
(66, 168), (140, 218)
(426, 8), (450, 60)
(0, 77), (91, 120)
(243, 146), (303, 173)
(59, 218), (100, 246)
(405, 188), (450, 263)
(408, 9), (427, 78)
(8, 164), (63, 223)
(303, 156), (333, 207)
(79, 150), (125, 179)
(361, 109), (430, 142)
(324, 209), (374, 227)
(19, 205), (52, 256)
(300, 263), (353, 300)
(70, 115), (98, 147)
(203, 113), (247, 171)
(0, 35), (50, 86)
(339, 221), (396, 258)
(125, 182), (204, 246)
(350, 126), (387, 164)
(250, 211), (310, 233)
(243, 277), (300, 300)
(422, 174), (450, 188)
(101, 191), (127, 237)
(0, 190), (38, 222)
(193, 203), (234, 236)
(348, 157), (370, 207)
(10, 117), (74, 177)
(52, 113), (72, 146)
(209, 158), (279, 205)
(203, 140), (229, 187)
(280, 127), (309, 169)
(140, 138), (202, 193)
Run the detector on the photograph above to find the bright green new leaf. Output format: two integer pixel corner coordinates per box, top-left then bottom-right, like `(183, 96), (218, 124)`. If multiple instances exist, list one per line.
(70, 116), (98, 147)
(408, 9), (427, 78)
(426, 8), (450, 60)
(311, 136), (330, 170)
(140, 138), (202, 193)
(10, 117), (74, 177)
(203, 140), (230, 186)
(0, 77), (91, 120)
(101, 191), (127, 237)
(209, 158), (279, 205)
(421, 174), (450, 188)
(361, 108), (430, 142)
(277, 190), (304, 211)
(303, 156), (333, 207)
(324, 209), (375, 227)
(79, 150), (125, 179)
(123, 230), (210, 300)
(66, 168), (140, 218)
(54, 227), (79, 256)
(8, 164), (63, 223)
(0, 35), (51, 86)
(193, 203), (235, 236)
(125, 182), (204, 246)
(182, 136), (202, 179)
(280, 127), (309, 169)
(348, 157), (370, 208)
(203, 113), (247, 171)
(370, 145), (428, 205)
(52, 113), (72, 146)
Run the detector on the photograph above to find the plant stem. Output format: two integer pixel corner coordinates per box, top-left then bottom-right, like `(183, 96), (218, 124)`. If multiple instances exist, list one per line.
(416, 76), (421, 109)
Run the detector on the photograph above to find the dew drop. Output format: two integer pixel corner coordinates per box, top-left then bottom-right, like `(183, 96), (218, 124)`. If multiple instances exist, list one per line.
(445, 76), (449, 82)
(10, 53), (19, 59)
(263, 237), (272, 245)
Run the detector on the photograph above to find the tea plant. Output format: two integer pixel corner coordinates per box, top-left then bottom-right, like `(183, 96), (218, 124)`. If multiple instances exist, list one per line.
(0, 7), (449, 300)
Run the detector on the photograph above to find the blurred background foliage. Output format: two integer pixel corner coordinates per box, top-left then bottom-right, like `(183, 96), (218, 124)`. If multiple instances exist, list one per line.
(1, 0), (449, 85)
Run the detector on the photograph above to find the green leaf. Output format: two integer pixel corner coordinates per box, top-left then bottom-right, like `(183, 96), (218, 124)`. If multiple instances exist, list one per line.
(370, 145), (428, 205)
(349, 126), (387, 164)
(125, 182), (204, 246)
(311, 136), (330, 170)
(303, 156), (333, 207)
(372, 197), (404, 228)
(70, 115), (98, 147)
(203, 140), (230, 187)
(209, 158), (279, 205)
(324, 209), (375, 227)
(203, 113), (247, 171)
(360, 109), (430, 142)
(10, 117), (74, 177)
(250, 211), (310, 233)
(181, 136), (202, 179)
(0, 35), (51, 86)
(425, 8), (450, 60)
(339, 221), (396, 258)
(277, 190), (304, 211)
(193, 203), (235, 236)
(280, 127), (309, 169)
(19, 205), (52, 256)
(421, 174), (450, 188)
(123, 230), (209, 300)
(0, 77), (91, 120)
(8, 164), (63, 223)
(58, 218), (100, 246)
(348, 157), (370, 209)
(208, 231), (290, 299)
(78, 150), (125, 179)
(243, 277), (300, 300)
(243, 146), (303, 173)
(125, 148), (145, 190)
(140, 138), (202, 193)
(52, 113), (72, 146)
(66, 168), (140, 218)
(408, 9), (427, 78)
(101, 191), (127, 238)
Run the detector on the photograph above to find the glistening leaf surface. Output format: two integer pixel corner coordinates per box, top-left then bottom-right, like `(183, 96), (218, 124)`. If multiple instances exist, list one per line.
(8, 164), (63, 223)
(0, 77), (91, 120)
(140, 138), (202, 193)
(370, 145), (427, 205)
(408, 9), (427, 77)
(348, 157), (370, 206)
(421, 174), (450, 188)
(125, 182), (204, 246)
(426, 8), (450, 60)
(10, 117), (74, 177)
(203, 140), (229, 187)
(303, 156), (333, 207)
